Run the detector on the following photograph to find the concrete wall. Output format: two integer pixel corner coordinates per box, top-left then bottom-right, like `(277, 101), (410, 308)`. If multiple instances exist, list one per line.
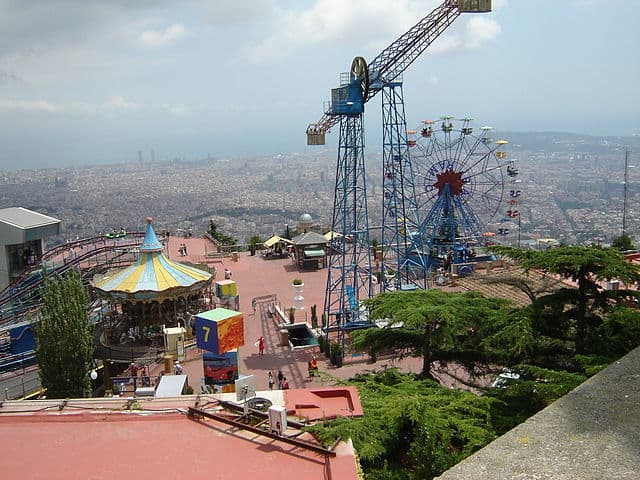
(436, 346), (640, 479)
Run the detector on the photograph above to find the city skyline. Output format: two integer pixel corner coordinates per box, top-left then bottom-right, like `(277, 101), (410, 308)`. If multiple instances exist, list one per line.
(1, 0), (639, 170)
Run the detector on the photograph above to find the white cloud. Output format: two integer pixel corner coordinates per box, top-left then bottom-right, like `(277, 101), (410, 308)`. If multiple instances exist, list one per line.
(138, 23), (186, 47)
(464, 16), (502, 49)
(199, 0), (276, 26)
(492, 0), (509, 10)
(0, 99), (57, 112)
(0, 97), (190, 116)
(429, 15), (501, 53)
(244, 0), (502, 64)
(103, 96), (139, 110)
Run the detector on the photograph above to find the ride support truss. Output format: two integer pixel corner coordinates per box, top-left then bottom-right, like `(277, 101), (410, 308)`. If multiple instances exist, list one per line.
(323, 115), (373, 336)
(380, 82), (427, 292)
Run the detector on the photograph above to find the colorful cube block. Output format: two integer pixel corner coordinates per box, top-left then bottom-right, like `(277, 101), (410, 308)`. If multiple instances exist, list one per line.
(194, 308), (244, 354)
(215, 280), (236, 299)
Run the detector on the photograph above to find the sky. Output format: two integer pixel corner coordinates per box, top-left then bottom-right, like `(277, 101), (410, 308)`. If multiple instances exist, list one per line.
(0, 0), (639, 170)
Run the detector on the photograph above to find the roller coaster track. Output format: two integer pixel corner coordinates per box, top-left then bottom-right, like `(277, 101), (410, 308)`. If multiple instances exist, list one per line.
(0, 233), (147, 328)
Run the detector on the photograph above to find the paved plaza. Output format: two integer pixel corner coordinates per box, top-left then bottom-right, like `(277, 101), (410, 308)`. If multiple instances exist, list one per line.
(152, 235), (474, 393)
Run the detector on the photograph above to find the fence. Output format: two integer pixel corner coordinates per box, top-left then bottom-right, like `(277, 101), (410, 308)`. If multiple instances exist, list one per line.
(109, 375), (160, 395)
(2, 369), (42, 400)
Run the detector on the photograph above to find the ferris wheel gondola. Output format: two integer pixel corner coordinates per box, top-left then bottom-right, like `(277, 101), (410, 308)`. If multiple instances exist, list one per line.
(408, 116), (513, 271)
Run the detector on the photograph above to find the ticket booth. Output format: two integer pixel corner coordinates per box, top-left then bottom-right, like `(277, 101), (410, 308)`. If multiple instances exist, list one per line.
(163, 326), (186, 361)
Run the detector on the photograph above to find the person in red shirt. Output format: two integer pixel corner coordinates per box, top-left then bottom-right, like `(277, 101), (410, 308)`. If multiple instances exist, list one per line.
(281, 377), (289, 390)
(258, 336), (265, 355)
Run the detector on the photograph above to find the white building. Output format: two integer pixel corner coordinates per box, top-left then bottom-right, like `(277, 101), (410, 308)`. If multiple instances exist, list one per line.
(0, 207), (61, 291)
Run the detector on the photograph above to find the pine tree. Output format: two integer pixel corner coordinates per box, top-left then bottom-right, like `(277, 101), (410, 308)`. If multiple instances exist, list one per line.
(352, 289), (514, 378)
(491, 245), (640, 354)
(35, 269), (94, 398)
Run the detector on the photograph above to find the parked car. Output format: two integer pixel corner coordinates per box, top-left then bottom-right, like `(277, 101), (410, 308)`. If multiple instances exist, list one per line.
(491, 369), (520, 388)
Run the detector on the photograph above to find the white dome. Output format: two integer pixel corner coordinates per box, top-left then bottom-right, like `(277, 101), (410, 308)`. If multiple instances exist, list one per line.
(300, 213), (313, 222)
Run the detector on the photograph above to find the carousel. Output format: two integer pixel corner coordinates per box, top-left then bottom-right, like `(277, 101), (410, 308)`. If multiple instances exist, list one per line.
(92, 217), (214, 349)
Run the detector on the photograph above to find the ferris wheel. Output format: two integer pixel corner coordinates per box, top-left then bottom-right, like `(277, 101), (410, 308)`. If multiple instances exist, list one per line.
(408, 116), (517, 272)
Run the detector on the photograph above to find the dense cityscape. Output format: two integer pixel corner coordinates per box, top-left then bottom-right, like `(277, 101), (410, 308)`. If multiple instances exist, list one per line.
(1, 131), (638, 247)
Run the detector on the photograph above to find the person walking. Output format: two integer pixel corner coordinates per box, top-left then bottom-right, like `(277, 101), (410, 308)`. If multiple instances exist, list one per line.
(258, 336), (265, 355)
(174, 361), (183, 375)
(277, 370), (284, 389)
(268, 371), (274, 390)
(308, 356), (318, 378)
(281, 377), (289, 390)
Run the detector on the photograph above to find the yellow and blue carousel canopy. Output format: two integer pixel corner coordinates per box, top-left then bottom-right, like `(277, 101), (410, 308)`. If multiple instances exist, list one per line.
(93, 218), (212, 301)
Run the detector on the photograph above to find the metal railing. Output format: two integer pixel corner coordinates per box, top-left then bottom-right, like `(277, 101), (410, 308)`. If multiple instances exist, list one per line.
(2, 368), (41, 400)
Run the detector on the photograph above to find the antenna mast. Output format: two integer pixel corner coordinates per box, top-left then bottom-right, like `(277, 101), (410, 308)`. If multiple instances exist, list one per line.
(623, 149), (630, 237)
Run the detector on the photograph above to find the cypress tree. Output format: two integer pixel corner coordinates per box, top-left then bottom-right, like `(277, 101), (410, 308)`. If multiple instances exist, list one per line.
(35, 269), (94, 398)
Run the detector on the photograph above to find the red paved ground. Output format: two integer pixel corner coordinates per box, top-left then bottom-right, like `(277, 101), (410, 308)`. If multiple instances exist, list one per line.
(159, 236), (476, 392)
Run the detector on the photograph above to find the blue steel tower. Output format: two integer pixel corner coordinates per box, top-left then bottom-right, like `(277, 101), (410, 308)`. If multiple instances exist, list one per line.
(322, 58), (373, 335)
(306, 1), (493, 341)
(380, 81), (427, 292)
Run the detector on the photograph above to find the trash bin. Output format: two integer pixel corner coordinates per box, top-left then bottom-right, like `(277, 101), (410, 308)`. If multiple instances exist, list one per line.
(232, 252), (239, 262)
(163, 354), (175, 374)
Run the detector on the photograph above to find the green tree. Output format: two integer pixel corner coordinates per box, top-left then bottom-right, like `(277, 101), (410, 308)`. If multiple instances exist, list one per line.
(612, 233), (634, 251)
(592, 306), (640, 358)
(352, 289), (514, 378)
(207, 220), (237, 246)
(306, 369), (497, 479)
(248, 235), (263, 248)
(491, 245), (640, 354)
(35, 269), (94, 398)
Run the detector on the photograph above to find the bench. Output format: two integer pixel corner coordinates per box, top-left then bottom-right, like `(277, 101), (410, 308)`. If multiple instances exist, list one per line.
(204, 252), (228, 258)
(204, 251), (229, 263)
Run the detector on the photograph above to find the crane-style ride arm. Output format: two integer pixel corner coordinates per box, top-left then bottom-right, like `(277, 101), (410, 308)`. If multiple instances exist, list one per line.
(306, 0), (491, 144)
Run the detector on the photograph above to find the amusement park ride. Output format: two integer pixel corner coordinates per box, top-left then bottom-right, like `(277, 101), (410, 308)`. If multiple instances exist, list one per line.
(306, 0), (521, 339)
(408, 118), (521, 276)
(0, 233), (147, 372)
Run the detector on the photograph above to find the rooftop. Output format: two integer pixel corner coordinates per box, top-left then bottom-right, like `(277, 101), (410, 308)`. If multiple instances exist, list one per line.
(0, 206), (60, 229)
(0, 396), (359, 480)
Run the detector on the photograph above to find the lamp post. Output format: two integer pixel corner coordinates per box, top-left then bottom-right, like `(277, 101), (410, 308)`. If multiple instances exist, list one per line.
(88, 364), (98, 398)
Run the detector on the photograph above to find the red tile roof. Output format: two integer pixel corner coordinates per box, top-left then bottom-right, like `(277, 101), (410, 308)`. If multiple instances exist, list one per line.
(285, 386), (364, 421)
(0, 397), (360, 480)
